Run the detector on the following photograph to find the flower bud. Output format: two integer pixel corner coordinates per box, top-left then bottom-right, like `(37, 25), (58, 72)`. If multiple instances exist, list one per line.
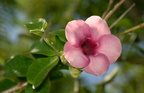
(69, 66), (82, 78)
(60, 51), (67, 64)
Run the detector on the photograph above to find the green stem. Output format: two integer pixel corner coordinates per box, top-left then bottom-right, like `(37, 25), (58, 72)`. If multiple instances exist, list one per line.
(116, 22), (144, 36)
(73, 78), (79, 93)
(100, 84), (105, 93)
(95, 84), (105, 93)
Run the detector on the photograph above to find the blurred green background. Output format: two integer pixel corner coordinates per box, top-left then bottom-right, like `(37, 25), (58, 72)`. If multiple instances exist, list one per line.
(0, 0), (144, 93)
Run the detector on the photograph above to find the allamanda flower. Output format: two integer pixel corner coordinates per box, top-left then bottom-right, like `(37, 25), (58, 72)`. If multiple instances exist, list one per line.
(64, 16), (122, 76)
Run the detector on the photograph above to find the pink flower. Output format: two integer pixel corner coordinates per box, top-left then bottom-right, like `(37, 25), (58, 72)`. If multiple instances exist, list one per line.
(64, 16), (122, 76)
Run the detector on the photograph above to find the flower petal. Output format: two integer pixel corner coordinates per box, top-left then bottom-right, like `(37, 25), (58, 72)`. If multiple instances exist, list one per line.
(97, 35), (122, 63)
(85, 16), (111, 41)
(64, 42), (90, 68)
(83, 54), (110, 76)
(65, 20), (91, 47)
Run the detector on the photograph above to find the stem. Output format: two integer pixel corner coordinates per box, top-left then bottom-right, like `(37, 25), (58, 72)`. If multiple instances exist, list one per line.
(116, 22), (144, 36)
(1, 82), (28, 93)
(104, 0), (125, 21)
(100, 84), (105, 93)
(73, 78), (79, 93)
(102, 0), (114, 18)
(110, 3), (135, 29)
(95, 84), (105, 93)
(101, 84), (105, 93)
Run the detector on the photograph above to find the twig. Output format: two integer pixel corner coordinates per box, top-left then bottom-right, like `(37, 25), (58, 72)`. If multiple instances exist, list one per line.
(102, 65), (119, 84)
(110, 3), (135, 29)
(116, 22), (144, 36)
(104, 0), (125, 21)
(1, 82), (28, 93)
(126, 58), (144, 64)
(102, 0), (114, 18)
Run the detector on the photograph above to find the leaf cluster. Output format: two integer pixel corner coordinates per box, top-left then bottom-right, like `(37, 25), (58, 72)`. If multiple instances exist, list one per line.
(1, 18), (67, 93)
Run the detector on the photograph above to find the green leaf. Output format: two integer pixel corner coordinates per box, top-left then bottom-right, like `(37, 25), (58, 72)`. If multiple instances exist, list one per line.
(25, 80), (50, 93)
(27, 56), (59, 88)
(4, 55), (33, 77)
(30, 40), (57, 56)
(49, 64), (64, 80)
(52, 30), (67, 42)
(0, 79), (17, 92)
(49, 70), (63, 80)
(46, 34), (65, 52)
(48, 36), (64, 52)
(55, 36), (65, 51)
(25, 18), (47, 36)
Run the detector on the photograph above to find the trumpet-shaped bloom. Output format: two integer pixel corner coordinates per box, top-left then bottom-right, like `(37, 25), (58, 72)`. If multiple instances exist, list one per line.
(64, 16), (122, 76)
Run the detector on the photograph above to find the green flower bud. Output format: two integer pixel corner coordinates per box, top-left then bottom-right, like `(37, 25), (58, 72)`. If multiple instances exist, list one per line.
(69, 66), (82, 78)
(60, 51), (67, 64)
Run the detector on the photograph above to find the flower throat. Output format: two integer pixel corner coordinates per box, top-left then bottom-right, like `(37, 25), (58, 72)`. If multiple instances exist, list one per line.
(81, 39), (97, 55)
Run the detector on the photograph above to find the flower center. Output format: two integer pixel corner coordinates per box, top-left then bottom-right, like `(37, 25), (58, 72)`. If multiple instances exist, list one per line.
(81, 39), (97, 55)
